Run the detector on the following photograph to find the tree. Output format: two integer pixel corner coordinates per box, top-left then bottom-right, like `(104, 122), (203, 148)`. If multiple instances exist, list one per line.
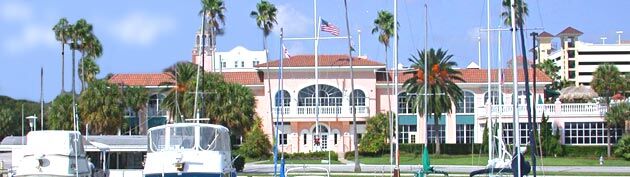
(501, 0), (528, 27)
(538, 113), (563, 157)
(359, 112), (390, 154)
(250, 0), (277, 149)
(78, 57), (100, 87)
(614, 136), (630, 160)
(123, 86), (149, 134)
(204, 80), (255, 137)
(0, 108), (18, 140)
(199, 0), (226, 71)
(79, 33), (103, 90)
(79, 80), (124, 135)
(47, 93), (75, 131)
(371, 11), (395, 156)
(592, 64), (625, 157)
(239, 117), (272, 160)
(403, 49), (464, 154)
(161, 62), (198, 121)
(53, 18), (71, 93)
(606, 102), (630, 157)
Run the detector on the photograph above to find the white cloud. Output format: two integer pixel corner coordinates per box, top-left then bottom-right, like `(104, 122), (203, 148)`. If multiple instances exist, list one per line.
(110, 12), (175, 46)
(2, 24), (57, 54)
(0, 1), (32, 22)
(274, 4), (310, 36)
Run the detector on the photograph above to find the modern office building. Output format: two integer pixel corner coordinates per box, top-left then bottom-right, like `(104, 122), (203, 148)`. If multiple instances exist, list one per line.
(538, 27), (630, 86)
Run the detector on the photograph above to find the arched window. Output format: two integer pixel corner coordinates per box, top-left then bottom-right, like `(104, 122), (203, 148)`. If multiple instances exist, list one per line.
(457, 91), (475, 113)
(349, 89), (366, 106)
(274, 90), (290, 107)
(148, 94), (166, 117)
(398, 92), (416, 114)
(311, 125), (329, 133)
(298, 84), (342, 106)
(484, 91), (502, 105)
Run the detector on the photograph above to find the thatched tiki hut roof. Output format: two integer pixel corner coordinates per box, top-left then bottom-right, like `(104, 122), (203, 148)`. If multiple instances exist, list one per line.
(559, 85), (598, 103)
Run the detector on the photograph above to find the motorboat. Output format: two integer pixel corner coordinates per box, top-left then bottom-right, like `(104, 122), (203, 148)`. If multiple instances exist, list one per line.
(143, 123), (236, 177)
(12, 131), (91, 177)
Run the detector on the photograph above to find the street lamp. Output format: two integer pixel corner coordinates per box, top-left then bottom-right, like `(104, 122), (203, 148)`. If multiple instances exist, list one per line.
(616, 31), (623, 44)
(26, 115), (38, 131)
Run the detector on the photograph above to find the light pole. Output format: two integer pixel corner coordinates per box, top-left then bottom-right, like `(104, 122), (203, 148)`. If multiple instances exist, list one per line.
(616, 31), (623, 44)
(600, 36), (607, 44)
(26, 115), (38, 131)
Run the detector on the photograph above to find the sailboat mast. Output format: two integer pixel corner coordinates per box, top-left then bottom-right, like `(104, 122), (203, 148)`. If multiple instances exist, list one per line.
(193, 11), (207, 122)
(486, 0), (494, 161)
(40, 67), (44, 130)
(393, 0), (400, 171)
(509, 0), (521, 175)
(423, 2), (428, 150)
(314, 0), (321, 150)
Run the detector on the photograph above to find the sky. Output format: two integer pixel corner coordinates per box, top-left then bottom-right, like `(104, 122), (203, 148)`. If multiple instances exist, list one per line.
(1, 0), (630, 101)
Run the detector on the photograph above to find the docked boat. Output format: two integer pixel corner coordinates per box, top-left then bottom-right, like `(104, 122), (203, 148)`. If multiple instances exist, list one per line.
(12, 131), (92, 177)
(143, 123), (236, 177)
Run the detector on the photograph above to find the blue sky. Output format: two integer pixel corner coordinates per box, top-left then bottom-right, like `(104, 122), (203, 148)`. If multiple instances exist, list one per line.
(1, 0), (630, 101)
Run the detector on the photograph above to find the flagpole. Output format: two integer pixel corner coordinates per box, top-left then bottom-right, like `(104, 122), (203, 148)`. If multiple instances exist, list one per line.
(314, 12), (321, 151)
(393, 0), (400, 175)
(279, 28), (286, 177)
(486, 0), (493, 163)
(497, 25), (504, 161)
(509, 0), (521, 175)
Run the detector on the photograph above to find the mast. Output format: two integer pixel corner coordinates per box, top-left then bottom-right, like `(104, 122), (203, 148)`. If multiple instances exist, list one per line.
(423, 1), (428, 152)
(393, 0), (400, 173)
(509, 0), (521, 175)
(314, 0), (321, 151)
(40, 67), (44, 130)
(486, 0), (493, 162)
(497, 25), (504, 161)
(193, 11), (207, 122)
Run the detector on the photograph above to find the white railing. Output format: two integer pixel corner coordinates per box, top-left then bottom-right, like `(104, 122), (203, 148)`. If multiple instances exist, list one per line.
(349, 106), (369, 114)
(274, 107), (291, 115)
(478, 103), (605, 117)
(297, 106), (342, 115)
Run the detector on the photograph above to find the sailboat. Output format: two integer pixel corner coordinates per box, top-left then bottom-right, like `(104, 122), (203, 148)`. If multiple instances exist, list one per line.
(142, 14), (237, 177)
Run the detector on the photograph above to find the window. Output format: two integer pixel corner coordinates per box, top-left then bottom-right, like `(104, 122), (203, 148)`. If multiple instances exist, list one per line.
(241, 61), (245, 67)
(303, 133), (307, 144)
(234, 61), (238, 68)
(410, 135), (416, 143)
(274, 90), (291, 107)
(279, 134), (288, 145)
(398, 125), (417, 144)
(568, 60), (576, 69)
(398, 92), (416, 114)
(221, 62), (226, 68)
(457, 91), (475, 113)
(297, 84), (343, 107)
(148, 94), (165, 117)
(334, 133), (338, 145)
(456, 124), (474, 144)
(484, 91), (502, 105)
(501, 123), (540, 144)
(568, 71), (576, 79)
(427, 125), (445, 143)
(564, 122), (623, 145)
(252, 61), (260, 66)
(350, 89), (366, 106)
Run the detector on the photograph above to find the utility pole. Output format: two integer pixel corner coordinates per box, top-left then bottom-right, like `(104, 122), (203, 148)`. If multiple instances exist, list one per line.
(530, 32), (539, 177)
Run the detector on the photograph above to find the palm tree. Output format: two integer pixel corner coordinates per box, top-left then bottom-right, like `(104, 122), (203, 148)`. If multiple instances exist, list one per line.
(47, 93), (74, 130)
(250, 0), (277, 143)
(501, 0), (528, 27)
(591, 64), (625, 157)
(124, 86), (149, 134)
(606, 102), (630, 156)
(79, 80), (124, 135)
(371, 10), (395, 156)
(403, 48), (464, 154)
(199, 0), (226, 70)
(53, 18), (71, 93)
(0, 108), (18, 140)
(161, 62), (198, 121)
(78, 58), (100, 87)
(206, 81), (254, 136)
(79, 33), (103, 90)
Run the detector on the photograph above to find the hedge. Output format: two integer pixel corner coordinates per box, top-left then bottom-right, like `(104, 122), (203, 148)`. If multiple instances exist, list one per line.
(562, 145), (607, 157)
(345, 144), (483, 158)
(278, 151), (339, 161)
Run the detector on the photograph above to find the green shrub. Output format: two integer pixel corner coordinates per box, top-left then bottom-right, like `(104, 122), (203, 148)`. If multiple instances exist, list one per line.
(239, 117), (272, 159)
(359, 113), (390, 154)
(614, 136), (630, 160)
(563, 145), (607, 157)
(281, 151), (338, 161)
(345, 143), (483, 158)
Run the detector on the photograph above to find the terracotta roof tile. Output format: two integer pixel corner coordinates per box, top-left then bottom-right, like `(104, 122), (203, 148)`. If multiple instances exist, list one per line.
(108, 73), (173, 86)
(256, 54), (384, 68)
(221, 72), (264, 85)
(377, 68), (552, 84)
(557, 27), (583, 36)
(538, 31), (554, 38)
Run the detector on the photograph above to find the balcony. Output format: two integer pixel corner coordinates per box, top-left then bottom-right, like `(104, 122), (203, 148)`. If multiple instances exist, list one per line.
(477, 102), (605, 117)
(275, 105), (369, 116)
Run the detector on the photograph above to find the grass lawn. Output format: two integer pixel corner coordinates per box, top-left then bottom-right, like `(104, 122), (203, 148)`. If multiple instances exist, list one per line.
(245, 157), (341, 164)
(356, 152), (630, 166)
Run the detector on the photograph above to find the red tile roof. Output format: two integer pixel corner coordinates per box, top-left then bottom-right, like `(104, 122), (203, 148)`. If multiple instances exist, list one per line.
(256, 54), (384, 68)
(538, 31), (554, 38)
(557, 27), (583, 36)
(377, 68), (552, 84)
(108, 73), (174, 86)
(221, 72), (264, 85)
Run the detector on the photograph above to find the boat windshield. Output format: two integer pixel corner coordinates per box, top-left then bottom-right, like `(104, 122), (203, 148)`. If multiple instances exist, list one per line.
(148, 125), (230, 152)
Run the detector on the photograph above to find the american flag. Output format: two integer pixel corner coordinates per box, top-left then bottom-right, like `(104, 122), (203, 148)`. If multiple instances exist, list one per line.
(320, 19), (339, 36)
(283, 44), (291, 59)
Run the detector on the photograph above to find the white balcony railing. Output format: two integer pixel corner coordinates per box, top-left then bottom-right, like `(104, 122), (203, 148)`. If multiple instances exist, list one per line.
(478, 102), (605, 117)
(274, 107), (291, 115)
(297, 106), (342, 115)
(349, 106), (369, 114)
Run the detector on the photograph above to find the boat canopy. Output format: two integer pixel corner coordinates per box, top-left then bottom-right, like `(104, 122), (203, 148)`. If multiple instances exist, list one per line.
(24, 131), (86, 156)
(147, 123), (230, 152)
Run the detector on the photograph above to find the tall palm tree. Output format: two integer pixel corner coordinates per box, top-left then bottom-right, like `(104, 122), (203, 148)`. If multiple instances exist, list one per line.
(501, 0), (528, 27)
(591, 64), (625, 157)
(371, 10), (395, 156)
(250, 0), (277, 143)
(199, 0), (226, 70)
(78, 58), (100, 87)
(403, 48), (464, 154)
(79, 33), (103, 89)
(53, 18), (71, 93)
(124, 86), (149, 134)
